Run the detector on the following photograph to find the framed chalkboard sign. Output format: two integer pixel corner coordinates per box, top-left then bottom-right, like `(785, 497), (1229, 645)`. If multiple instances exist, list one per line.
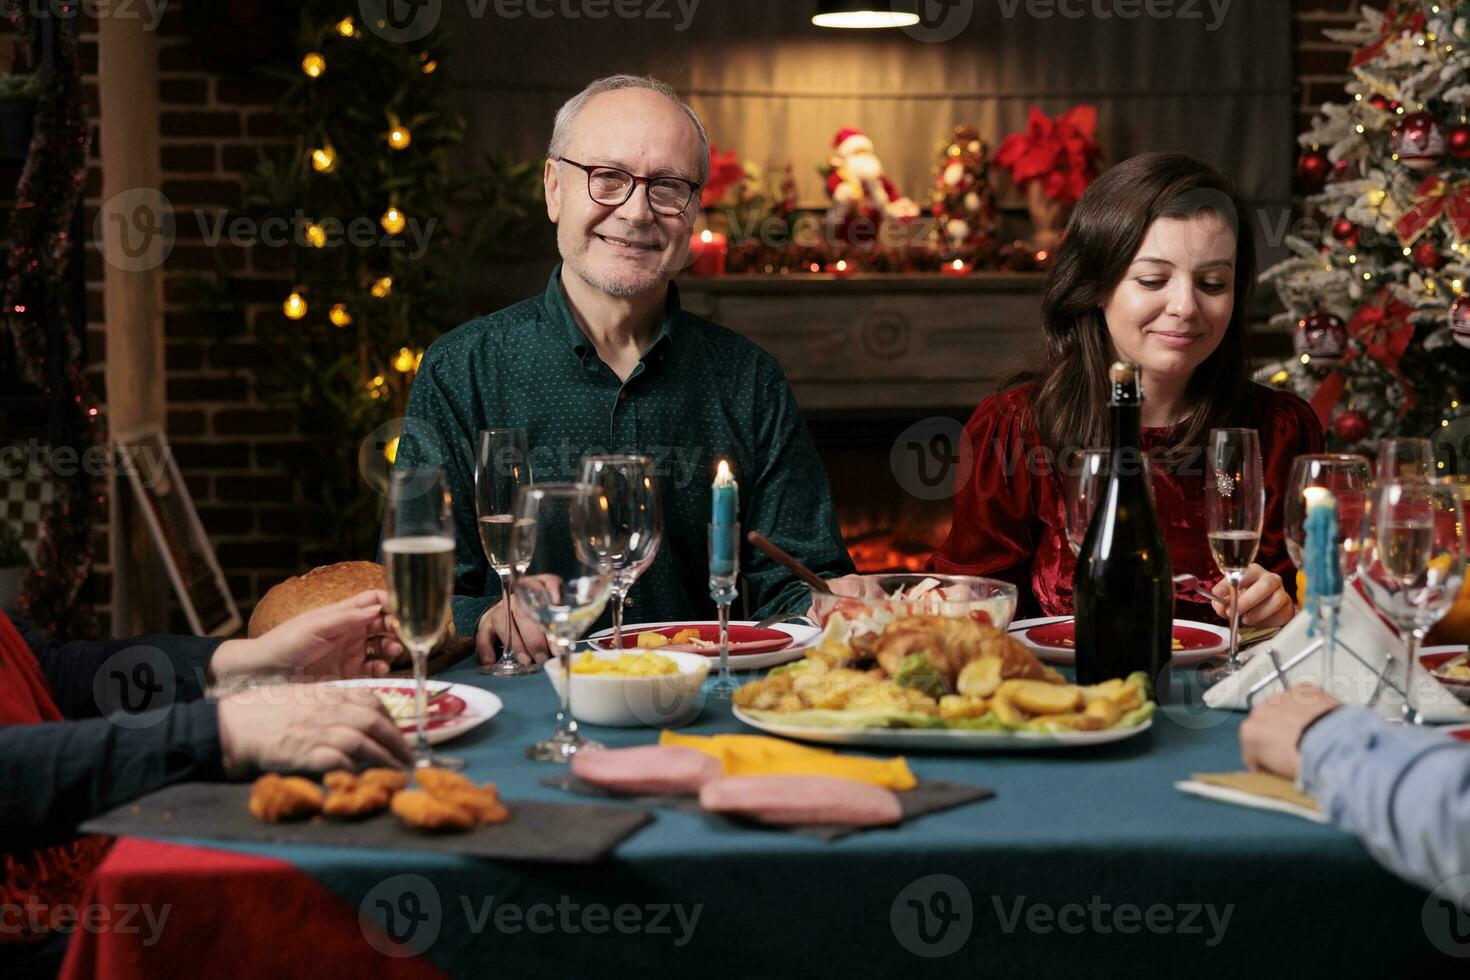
(115, 426), (241, 637)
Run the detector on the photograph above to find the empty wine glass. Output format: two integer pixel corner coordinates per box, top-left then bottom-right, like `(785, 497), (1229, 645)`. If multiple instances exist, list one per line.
(578, 455), (662, 652)
(1376, 437), (1432, 482)
(1357, 479), (1467, 724)
(382, 467), (461, 769)
(475, 428), (539, 677)
(1064, 449), (1109, 556)
(1285, 453), (1373, 580)
(513, 483), (613, 762)
(1201, 429), (1264, 684)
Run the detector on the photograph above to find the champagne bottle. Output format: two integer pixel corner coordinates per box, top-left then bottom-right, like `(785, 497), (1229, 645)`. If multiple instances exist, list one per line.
(1073, 362), (1173, 701)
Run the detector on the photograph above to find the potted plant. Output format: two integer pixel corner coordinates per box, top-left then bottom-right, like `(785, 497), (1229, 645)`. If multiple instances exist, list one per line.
(0, 522), (29, 615)
(993, 105), (1103, 255)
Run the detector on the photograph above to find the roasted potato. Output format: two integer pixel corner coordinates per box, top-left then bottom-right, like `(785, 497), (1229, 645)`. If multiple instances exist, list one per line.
(957, 656), (1003, 698)
(998, 679), (1083, 716)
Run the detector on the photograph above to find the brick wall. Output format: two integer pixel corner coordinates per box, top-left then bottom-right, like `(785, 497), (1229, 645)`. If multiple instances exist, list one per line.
(62, 1), (1366, 632)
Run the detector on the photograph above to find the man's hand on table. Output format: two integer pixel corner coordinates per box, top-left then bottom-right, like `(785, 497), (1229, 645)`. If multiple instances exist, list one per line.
(476, 575), (557, 665)
(1239, 683), (1343, 781)
(1210, 564), (1295, 629)
(209, 590), (402, 684)
(218, 683), (413, 776)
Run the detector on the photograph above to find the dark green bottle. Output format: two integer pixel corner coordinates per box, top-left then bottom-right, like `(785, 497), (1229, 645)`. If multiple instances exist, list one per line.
(1073, 362), (1173, 702)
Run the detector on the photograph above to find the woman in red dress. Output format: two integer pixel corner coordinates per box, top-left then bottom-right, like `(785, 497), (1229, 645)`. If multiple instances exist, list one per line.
(929, 152), (1322, 626)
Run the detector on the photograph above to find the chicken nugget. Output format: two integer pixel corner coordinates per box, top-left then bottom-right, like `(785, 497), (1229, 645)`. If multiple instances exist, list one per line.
(249, 773), (324, 823)
(360, 768), (410, 792)
(435, 787), (510, 825)
(323, 770), (358, 792)
(415, 767), (475, 795)
(323, 782), (393, 819)
(390, 790), (475, 832)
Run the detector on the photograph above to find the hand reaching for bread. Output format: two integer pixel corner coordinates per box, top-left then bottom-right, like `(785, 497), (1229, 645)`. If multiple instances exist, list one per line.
(210, 590), (403, 684)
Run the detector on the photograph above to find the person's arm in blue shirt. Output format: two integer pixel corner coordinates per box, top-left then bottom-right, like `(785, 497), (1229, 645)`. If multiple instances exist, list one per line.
(1299, 706), (1470, 892)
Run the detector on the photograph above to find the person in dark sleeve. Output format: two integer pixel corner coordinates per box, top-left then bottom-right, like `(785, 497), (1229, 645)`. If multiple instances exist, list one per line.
(0, 591), (413, 975)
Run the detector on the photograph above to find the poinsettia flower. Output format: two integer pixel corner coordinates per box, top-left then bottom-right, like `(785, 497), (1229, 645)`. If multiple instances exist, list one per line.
(701, 147), (746, 208)
(994, 104), (1103, 205)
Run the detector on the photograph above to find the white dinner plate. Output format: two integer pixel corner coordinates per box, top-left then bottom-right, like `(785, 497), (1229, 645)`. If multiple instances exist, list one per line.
(324, 679), (503, 746)
(585, 620), (819, 671)
(1008, 616), (1230, 667)
(733, 706), (1152, 751)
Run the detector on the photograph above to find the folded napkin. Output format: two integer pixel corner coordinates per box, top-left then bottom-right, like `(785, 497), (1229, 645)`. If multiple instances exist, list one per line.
(1175, 772), (1324, 824)
(1202, 588), (1470, 724)
(657, 731), (917, 791)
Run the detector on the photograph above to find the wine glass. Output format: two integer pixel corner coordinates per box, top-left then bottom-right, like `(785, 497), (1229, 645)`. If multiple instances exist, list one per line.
(474, 428), (539, 677)
(513, 483), (613, 762)
(1376, 437), (1432, 482)
(1201, 429), (1264, 684)
(578, 455), (662, 652)
(1357, 479), (1467, 724)
(382, 467), (461, 769)
(1064, 449), (1109, 556)
(1285, 453), (1374, 579)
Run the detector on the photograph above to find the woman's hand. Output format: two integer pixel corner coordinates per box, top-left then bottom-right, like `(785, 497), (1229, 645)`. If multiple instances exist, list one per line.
(1211, 564), (1295, 629)
(1239, 683), (1342, 781)
(218, 683), (413, 776)
(210, 590), (402, 684)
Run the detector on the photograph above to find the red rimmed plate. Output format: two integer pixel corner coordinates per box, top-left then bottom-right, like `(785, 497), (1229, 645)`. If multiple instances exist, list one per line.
(1421, 645), (1470, 706)
(324, 680), (502, 746)
(1010, 617), (1230, 667)
(584, 620), (818, 671)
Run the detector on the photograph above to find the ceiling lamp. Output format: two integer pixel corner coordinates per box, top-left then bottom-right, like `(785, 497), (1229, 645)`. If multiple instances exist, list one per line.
(812, 0), (919, 28)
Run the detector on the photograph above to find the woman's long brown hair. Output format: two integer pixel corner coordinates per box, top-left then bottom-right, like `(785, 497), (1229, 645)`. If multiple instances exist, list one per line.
(1013, 152), (1258, 465)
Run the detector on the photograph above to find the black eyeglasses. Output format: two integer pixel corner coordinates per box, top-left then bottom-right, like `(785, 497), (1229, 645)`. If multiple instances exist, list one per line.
(558, 157), (700, 216)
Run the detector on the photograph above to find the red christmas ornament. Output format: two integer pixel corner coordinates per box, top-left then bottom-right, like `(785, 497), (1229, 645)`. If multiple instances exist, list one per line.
(1369, 94), (1397, 112)
(1450, 124), (1470, 159)
(1412, 238), (1444, 269)
(1333, 409), (1370, 443)
(1297, 149), (1331, 185)
(1294, 312), (1347, 362)
(1331, 217), (1360, 248)
(1391, 112), (1445, 171)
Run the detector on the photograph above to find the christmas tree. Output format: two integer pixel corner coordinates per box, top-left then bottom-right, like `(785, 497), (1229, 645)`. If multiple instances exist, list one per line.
(1260, 0), (1470, 464)
(929, 124), (998, 262)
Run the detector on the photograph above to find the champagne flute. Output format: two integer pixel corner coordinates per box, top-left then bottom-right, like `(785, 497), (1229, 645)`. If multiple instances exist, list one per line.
(1201, 429), (1264, 683)
(578, 455), (662, 652)
(1376, 437), (1432, 482)
(1285, 453), (1373, 579)
(382, 467), (461, 769)
(1064, 449), (1109, 556)
(1357, 479), (1466, 724)
(514, 483), (613, 762)
(475, 428), (539, 677)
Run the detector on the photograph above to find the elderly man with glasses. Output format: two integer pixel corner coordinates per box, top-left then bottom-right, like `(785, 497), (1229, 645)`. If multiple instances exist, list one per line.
(394, 74), (854, 668)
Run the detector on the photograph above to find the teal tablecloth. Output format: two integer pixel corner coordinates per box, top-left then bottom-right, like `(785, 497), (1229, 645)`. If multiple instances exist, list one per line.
(176, 661), (1454, 976)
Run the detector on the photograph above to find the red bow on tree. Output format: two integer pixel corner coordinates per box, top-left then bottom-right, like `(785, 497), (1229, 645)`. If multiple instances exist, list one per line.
(1347, 291), (1418, 412)
(1350, 5), (1426, 68)
(1395, 175), (1470, 246)
(993, 105), (1102, 205)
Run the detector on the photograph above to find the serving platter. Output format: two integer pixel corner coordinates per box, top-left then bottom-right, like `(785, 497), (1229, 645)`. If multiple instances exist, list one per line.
(732, 705), (1152, 751)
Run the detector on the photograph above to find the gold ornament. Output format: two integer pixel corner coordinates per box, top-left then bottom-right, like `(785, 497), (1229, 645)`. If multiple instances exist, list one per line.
(381, 207), (406, 235)
(328, 303), (352, 327)
(283, 288), (307, 320)
(304, 223), (327, 248)
(301, 53), (325, 78)
(336, 16), (355, 36)
(371, 276), (393, 298)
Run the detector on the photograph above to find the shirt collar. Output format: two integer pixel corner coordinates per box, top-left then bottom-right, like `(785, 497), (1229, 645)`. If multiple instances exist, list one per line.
(543, 263), (680, 362)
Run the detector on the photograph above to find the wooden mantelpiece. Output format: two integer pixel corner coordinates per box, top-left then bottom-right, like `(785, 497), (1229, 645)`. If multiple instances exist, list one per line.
(675, 273), (1046, 412)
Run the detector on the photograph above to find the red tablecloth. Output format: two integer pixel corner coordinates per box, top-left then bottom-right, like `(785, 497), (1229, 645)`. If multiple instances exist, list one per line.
(59, 838), (442, 980)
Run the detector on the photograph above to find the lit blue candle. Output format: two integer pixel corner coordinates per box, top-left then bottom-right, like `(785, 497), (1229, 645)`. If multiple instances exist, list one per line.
(711, 459), (738, 577)
(1303, 486), (1343, 601)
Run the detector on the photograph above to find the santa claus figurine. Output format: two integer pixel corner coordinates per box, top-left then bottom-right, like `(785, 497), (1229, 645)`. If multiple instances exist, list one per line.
(824, 127), (920, 244)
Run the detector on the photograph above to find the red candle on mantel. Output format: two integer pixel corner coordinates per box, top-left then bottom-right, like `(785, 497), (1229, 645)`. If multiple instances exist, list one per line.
(823, 259), (853, 278)
(688, 229), (727, 276)
(941, 258), (971, 276)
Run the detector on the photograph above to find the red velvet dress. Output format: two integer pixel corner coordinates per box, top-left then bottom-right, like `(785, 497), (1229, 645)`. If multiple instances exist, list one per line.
(929, 383), (1325, 623)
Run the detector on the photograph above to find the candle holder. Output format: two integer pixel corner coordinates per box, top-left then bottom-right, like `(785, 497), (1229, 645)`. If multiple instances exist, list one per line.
(708, 521), (741, 699)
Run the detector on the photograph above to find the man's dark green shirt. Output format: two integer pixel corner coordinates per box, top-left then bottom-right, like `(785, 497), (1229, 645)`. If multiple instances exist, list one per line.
(396, 266), (854, 637)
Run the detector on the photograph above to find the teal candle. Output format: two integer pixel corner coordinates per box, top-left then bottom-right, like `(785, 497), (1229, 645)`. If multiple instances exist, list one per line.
(711, 459), (738, 576)
(1303, 487), (1343, 599)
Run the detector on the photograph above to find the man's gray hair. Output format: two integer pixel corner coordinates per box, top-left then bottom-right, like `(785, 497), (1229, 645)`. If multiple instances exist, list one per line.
(547, 74), (710, 186)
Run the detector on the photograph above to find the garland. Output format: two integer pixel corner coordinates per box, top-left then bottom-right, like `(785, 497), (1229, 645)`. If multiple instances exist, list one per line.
(2, 6), (101, 638)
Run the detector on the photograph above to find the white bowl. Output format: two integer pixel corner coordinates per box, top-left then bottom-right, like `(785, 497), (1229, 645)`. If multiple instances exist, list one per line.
(545, 649), (710, 728)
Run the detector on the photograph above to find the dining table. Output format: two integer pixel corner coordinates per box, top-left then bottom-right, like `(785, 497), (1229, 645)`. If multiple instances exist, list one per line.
(59, 654), (1458, 979)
